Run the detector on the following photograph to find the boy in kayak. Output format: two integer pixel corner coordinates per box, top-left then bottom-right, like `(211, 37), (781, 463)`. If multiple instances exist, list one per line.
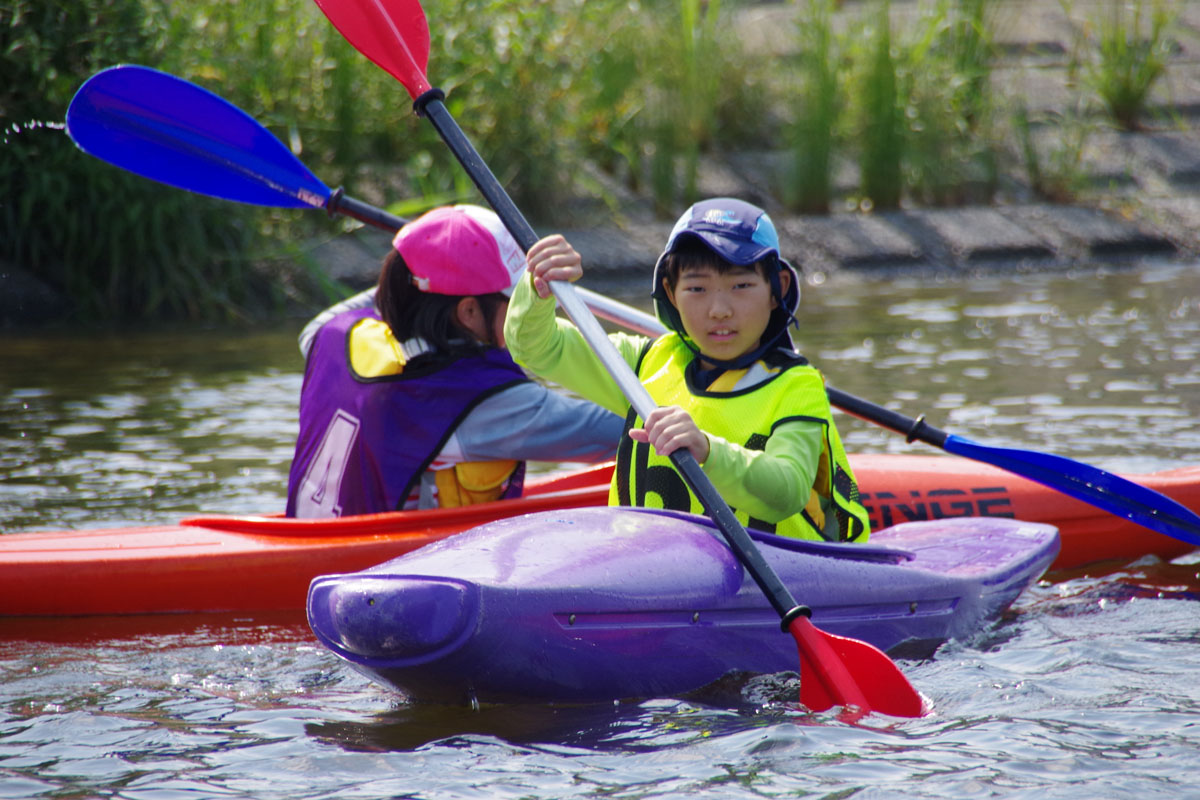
(505, 197), (870, 541)
(286, 204), (623, 518)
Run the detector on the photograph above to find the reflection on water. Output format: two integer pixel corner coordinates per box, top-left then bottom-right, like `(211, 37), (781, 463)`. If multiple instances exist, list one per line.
(1, 262), (1199, 799)
(0, 329), (303, 532)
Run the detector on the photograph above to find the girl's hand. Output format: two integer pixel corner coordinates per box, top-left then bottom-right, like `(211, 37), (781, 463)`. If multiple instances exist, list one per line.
(525, 235), (583, 299)
(628, 405), (710, 464)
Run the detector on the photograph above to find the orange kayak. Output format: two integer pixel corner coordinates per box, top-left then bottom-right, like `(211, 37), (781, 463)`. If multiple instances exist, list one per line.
(855, 454), (1200, 571)
(2, 455), (1196, 617)
(0, 465), (611, 617)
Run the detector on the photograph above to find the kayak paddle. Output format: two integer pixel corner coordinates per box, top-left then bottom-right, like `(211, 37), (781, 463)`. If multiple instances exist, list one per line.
(310, 0), (927, 719)
(65, 65), (642, 334)
(66, 65), (400, 231)
(828, 388), (1200, 546)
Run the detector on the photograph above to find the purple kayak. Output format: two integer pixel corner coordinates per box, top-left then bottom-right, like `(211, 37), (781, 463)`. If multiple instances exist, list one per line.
(307, 507), (1059, 704)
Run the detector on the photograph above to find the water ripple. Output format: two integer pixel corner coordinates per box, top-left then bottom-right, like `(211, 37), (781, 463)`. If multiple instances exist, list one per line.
(2, 270), (1200, 798)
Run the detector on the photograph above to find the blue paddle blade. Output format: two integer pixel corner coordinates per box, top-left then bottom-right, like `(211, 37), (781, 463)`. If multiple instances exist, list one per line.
(66, 65), (330, 209)
(944, 435), (1200, 546)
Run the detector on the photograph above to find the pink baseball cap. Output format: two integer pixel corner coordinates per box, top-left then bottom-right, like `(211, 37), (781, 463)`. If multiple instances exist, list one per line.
(392, 205), (526, 296)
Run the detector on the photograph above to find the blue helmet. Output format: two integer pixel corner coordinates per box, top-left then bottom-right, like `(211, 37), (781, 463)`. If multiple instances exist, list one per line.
(650, 198), (800, 361)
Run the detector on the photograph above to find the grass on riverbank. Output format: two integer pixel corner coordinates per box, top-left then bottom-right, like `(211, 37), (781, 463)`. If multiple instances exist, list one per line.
(1, 0), (1184, 322)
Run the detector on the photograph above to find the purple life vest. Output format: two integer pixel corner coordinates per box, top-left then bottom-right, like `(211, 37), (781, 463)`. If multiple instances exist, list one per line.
(286, 307), (528, 517)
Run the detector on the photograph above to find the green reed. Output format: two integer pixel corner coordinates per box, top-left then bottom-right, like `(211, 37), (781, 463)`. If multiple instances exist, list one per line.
(2, 125), (266, 321)
(787, 0), (840, 214)
(897, 0), (999, 205)
(1011, 103), (1091, 203)
(616, 0), (760, 215)
(852, 0), (904, 211)
(571, 0), (770, 216)
(675, 0), (721, 207)
(794, 0), (1004, 211)
(1, 0), (268, 323)
(1071, 0), (1175, 131)
(421, 0), (582, 219)
(947, 0), (993, 130)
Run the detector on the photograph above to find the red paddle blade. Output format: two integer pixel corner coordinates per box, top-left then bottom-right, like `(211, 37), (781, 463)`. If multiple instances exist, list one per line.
(791, 616), (926, 718)
(312, 0), (432, 97)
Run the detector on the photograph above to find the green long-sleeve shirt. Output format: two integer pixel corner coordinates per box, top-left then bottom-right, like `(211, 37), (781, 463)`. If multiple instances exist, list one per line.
(503, 275), (824, 523)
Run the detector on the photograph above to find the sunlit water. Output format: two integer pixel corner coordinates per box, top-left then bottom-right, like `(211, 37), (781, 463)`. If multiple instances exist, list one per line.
(2, 261), (1199, 799)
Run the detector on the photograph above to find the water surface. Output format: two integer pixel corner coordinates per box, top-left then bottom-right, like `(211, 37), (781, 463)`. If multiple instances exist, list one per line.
(2, 261), (1198, 798)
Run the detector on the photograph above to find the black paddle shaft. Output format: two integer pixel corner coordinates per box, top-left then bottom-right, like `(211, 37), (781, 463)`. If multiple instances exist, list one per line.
(826, 386), (949, 448)
(327, 189), (407, 231)
(672, 450), (810, 624)
(414, 92), (540, 250)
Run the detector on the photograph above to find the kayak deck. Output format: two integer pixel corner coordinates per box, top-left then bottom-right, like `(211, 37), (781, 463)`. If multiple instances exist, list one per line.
(307, 507), (1060, 704)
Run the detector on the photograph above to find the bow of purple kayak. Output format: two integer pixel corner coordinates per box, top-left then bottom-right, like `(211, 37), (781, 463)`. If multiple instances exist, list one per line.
(307, 507), (1059, 704)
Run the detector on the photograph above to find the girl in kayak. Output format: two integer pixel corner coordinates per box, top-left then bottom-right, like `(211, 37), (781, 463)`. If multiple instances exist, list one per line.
(504, 197), (870, 541)
(286, 204), (623, 518)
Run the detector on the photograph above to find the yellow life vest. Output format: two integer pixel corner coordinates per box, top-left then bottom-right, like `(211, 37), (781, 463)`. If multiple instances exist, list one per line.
(348, 317), (518, 508)
(609, 335), (870, 542)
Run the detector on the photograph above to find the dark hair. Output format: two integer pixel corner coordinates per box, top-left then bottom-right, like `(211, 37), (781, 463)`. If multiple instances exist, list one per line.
(659, 237), (774, 292)
(375, 249), (508, 360)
